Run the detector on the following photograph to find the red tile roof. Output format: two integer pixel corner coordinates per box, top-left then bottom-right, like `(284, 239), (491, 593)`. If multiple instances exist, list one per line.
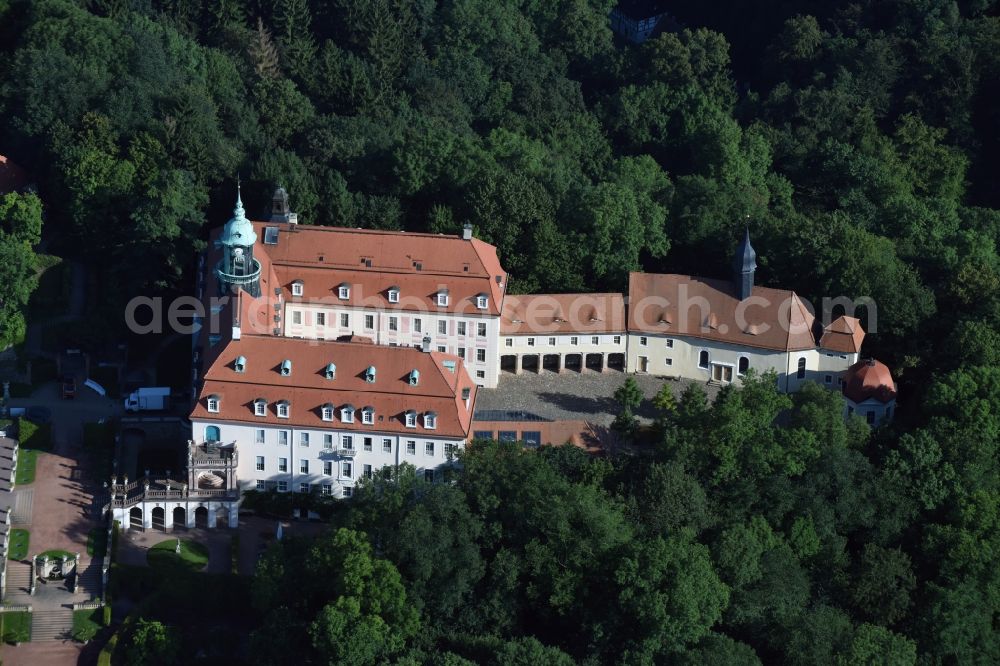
(191, 334), (477, 439)
(820, 316), (865, 353)
(501, 293), (626, 335)
(250, 222), (507, 316)
(842, 359), (896, 404)
(627, 273), (816, 351)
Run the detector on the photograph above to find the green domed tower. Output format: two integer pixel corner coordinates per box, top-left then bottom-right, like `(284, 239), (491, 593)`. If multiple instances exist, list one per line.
(216, 183), (261, 297)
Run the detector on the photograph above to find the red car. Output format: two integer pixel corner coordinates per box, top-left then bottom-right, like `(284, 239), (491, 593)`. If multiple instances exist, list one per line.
(61, 375), (76, 399)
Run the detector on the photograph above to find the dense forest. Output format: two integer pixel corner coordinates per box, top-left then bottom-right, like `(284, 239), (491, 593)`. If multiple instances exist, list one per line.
(1, 0), (999, 663)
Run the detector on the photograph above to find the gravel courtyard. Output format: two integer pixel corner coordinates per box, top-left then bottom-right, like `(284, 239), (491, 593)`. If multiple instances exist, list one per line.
(474, 371), (720, 428)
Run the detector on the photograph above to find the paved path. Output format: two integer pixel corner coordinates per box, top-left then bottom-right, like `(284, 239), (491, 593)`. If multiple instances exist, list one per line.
(10, 487), (33, 525)
(475, 371), (720, 427)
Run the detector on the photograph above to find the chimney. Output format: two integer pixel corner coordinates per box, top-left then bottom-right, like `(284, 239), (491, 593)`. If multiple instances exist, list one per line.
(421, 335), (432, 352)
(732, 227), (757, 301)
(462, 222), (473, 240)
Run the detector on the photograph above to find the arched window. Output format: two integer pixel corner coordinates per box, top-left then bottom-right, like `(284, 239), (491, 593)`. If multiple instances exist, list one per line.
(738, 357), (749, 376)
(205, 425), (220, 442)
(797, 357), (806, 379)
(698, 350), (709, 369)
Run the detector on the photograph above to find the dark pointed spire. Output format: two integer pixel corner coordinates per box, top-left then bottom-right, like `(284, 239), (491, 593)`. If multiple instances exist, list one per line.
(733, 226), (756, 300)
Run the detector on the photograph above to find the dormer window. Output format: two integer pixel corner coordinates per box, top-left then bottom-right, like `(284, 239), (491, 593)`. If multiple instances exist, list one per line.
(206, 395), (220, 413)
(405, 410), (417, 428)
(338, 283), (350, 300)
(253, 399), (267, 417)
(475, 294), (488, 309)
(462, 387), (471, 401)
(388, 287), (400, 303)
(276, 401), (290, 418)
(436, 289), (449, 307)
(291, 280), (303, 297)
(424, 412), (437, 429)
(324, 363), (336, 380)
(341, 405), (355, 423)
(234, 355), (246, 373)
(364, 366), (376, 383)
(361, 407), (374, 425)
(280, 359), (292, 376)
(321, 403), (334, 421)
(408, 369), (420, 386)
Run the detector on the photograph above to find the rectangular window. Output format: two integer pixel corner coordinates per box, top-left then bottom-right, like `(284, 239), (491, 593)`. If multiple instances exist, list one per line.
(438, 320), (447, 335)
(458, 321), (466, 336)
(343, 435), (353, 450)
(592, 336), (599, 345)
(342, 462), (353, 478)
(278, 457), (287, 472)
(665, 358), (673, 366)
(478, 323), (487, 337)
(666, 339), (674, 348)
(254, 401), (266, 417)
(207, 398), (219, 412)
(316, 312), (326, 326)
(424, 469), (435, 483)
(255, 456), (265, 471)
(321, 484), (332, 495)
(364, 464), (372, 479)
(363, 437), (373, 451)
(255, 429), (265, 444)
(614, 335), (621, 344)
(527, 338), (535, 346)
(324, 461), (333, 476)
(339, 313), (348, 327)
(406, 441), (416, 455)
(277, 403), (289, 418)
(825, 374), (833, 385)
(548, 337), (556, 346)
(389, 316), (398, 332)
(300, 459), (309, 473)
(338, 286), (350, 299)
(425, 442), (434, 455)
(279, 431), (289, 446)
(640, 336), (648, 346)
(300, 432), (310, 446)
(342, 486), (353, 498)
(299, 483), (309, 493)
(437, 345), (446, 353)
(255, 480), (265, 490)
(571, 336), (578, 345)
(292, 311), (302, 325)
(324, 434), (333, 449)
(476, 349), (486, 362)
(505, 338), (513, 347)
(382, 438), (392, 453)
(277, 481), (288, 492)
(414, 318), (422, 333)
(476, 370), (485, 379)
(365, 314), (374, 330)
(458, 347), (466, 359)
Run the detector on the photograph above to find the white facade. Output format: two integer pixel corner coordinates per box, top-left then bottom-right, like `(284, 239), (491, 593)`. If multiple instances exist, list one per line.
(284, 303), (500, 387)
(845, 397), (895, 426)
(500, 333), (627, 373)
(192, 419), (464, 498)
(625, 333), (858, 391)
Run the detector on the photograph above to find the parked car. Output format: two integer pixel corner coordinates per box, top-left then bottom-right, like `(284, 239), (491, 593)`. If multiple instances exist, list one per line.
(61, 375), (76, 399)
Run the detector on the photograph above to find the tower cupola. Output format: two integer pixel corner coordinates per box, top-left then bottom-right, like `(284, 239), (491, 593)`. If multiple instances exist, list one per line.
(216, 183), (261, 297)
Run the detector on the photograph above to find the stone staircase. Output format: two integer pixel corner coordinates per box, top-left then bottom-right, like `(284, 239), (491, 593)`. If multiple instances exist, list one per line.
(76, 561), (104, 598)
(4, 559), (33, 596)
(31, 609), (74, 642)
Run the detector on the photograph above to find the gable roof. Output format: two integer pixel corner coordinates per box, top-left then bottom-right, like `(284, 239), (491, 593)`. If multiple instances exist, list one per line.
(501, 293), (627, 335)
(248, 222), (507, 315)
(192, 334), (477, 438)
(627, 272), (816, 352)
(820, 316), (865, 354)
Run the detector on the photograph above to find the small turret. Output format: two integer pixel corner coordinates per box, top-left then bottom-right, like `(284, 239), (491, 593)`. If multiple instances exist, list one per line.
(271, 186), (290, 222)
(732, 227), (756, 301)
(216, 182), (261, 297)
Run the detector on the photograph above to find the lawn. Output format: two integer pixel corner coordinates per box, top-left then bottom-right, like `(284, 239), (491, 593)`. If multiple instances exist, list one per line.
(1, 611), (31, 643)
(8, 529), (29, 560)
(147, 539), (209, 573)
(14, 419), (53, 486)
(87, 526), (108, 558)
(72, 608), (102, 643)
(39, 549), (75, 561)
